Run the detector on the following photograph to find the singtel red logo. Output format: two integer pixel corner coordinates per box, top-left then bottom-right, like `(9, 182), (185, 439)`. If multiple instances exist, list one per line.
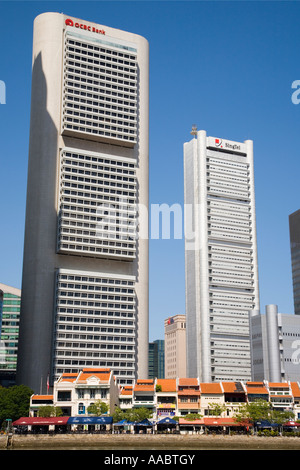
(65, 18), (105, 35)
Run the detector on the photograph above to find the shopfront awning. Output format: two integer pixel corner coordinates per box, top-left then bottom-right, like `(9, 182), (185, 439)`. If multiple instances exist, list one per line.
(13, 417), (69, 426)
(68, 416), (113, 425)
(113, 419), (135, 426)
(157, 417), (177, 425)
(134, 418), (154, 427)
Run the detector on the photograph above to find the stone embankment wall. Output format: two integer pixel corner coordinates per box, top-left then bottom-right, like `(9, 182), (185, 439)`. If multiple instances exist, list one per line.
(1, 434), (300, 450)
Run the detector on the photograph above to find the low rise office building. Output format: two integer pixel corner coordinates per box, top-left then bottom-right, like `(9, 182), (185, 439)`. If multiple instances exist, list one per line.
(249, 304), (300, 382)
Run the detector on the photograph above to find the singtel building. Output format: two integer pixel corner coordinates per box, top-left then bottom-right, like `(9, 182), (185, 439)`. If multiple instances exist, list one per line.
(17, 13), (149, 392)
(184, 130), (260, 382)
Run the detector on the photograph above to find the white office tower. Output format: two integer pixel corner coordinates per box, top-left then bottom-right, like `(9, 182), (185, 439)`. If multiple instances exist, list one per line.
(184, 129), (260, 382)
(17, 13), (149, 392)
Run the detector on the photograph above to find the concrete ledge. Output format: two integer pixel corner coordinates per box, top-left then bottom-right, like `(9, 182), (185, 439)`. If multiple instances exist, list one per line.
(1, 434), (300, 450)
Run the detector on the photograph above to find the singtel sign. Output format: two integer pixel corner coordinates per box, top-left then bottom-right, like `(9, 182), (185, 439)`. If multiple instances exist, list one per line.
(207, 136), (246, 154)
(65, 18), (105, 35)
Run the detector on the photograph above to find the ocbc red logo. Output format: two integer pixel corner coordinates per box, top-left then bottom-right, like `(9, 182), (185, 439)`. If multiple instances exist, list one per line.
(65, 18), (105, 35)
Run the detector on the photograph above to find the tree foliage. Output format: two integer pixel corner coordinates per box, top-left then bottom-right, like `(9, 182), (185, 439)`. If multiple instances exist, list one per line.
(0, 384), (33, 425)
(112, 407), (152, 423)
(208, 402), (227, 416)
(87, 399), (109, 416)
(38, 406), (63, 417)
(234, 399), (294, 426)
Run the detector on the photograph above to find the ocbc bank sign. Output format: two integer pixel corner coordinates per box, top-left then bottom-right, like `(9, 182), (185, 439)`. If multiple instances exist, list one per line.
(65, 18), (105, 35)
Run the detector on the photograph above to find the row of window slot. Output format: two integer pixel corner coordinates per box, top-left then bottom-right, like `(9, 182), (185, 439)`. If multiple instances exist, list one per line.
(59, 226), (136, 239)
(67, 38), (136, 58)
(62, 152), (135, 167)
(208, 216), (251, 229)
(66, 44), (137, 66)
(61, 190), (135, 207)
(210, 302), (255, 309)
(65, 72), (136, 93)
(64, 88), (136, 109)
(57, 283), (134, 293)
(208, 231), (251, 242)
(56, 310), (135, 318)
(66, 65), (137, 83)
(65, 92), (136, 115)
(208, 178), (250, 192)
(58, 211), (136, 225)
(63, 117), (136, 136)
(55, 326), (135, 341)
(207, 156), (249, 171)
(208, 198), (251, 213)
(208, 246), (253, 257)
(57, 274), (134, 285)
(65, 79), (137, 101)
(58, 291), (135, 301)
(66, 53), (136, 74)
(208, 223), (251, 235)
(207, 164), (249, 178)
(58, 235), (136, 248)
(58, 244), (135, 257)
(210, 276), (253, 285)
(61, 176), (136, 192)
(65, 103), (136, 124)
(62, 124), (136, 142)
(64, 107), (136, 129)
(56, 319), (135, 334)
(209, 264), (253, 274)
(61, 165), (136, 182)
(207, 188), (250, 201)
(66, 58), (136, 81)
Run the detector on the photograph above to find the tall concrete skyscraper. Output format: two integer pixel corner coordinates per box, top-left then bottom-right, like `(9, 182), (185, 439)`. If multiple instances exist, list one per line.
(17, 13), (149, 392)
(183, 129), (260, 382)
(289, 209), (300, 315)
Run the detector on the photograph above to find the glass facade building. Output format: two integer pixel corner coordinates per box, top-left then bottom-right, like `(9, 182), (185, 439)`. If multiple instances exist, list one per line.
(0, 283), (21, 385)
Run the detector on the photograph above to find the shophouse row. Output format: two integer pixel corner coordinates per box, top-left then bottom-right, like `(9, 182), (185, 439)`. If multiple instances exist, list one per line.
(29, 368), (300, 421)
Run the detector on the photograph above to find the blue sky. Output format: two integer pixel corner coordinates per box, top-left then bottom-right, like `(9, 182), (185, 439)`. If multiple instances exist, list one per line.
(0, 0), (299, 341)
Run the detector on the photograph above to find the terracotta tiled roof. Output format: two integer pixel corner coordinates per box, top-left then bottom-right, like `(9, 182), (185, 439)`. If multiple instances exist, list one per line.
(269, 382), (289, 388)
(134, 379), (154, 392)
(290, 382), (300, 398)
(77, 368), (111, 383)
(60, 373), (78, 382)
(120, 386), (133, 396)
(245, 382), (268, 395)
(222, 382), (245, 393)
(200, 383), (223, 394)
(178, 378), (198, 387)
(156, 379), (176, 392)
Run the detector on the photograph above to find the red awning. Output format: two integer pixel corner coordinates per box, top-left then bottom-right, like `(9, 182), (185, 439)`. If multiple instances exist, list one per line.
(13, 417), (69, 426)
(179, 417), (251, 427)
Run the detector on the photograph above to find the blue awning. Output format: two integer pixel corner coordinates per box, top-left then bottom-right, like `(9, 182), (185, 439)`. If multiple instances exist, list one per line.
(135, 419), (153, 427)
(157, 417), (177, 425)
(68, 416), (113, 425)
(113, 419), (135, 426)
